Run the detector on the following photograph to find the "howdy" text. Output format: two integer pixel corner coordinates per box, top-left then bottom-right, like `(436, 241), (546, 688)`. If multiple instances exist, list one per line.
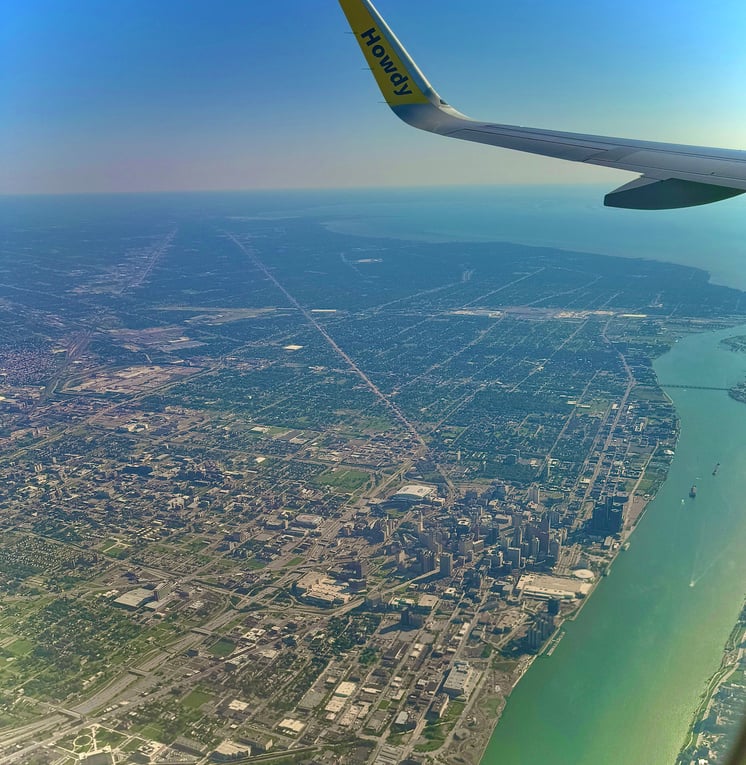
(360, 27), (414, 96)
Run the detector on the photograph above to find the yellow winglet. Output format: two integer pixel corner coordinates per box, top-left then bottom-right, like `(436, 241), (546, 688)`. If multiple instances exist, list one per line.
(339, 0), (433, 106)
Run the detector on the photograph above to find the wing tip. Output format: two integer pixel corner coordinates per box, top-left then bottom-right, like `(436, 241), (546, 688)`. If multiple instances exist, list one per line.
(339, 0), (440, 108)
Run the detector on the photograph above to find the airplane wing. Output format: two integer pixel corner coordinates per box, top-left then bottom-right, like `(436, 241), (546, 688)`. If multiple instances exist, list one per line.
(338, 0), (746, 209)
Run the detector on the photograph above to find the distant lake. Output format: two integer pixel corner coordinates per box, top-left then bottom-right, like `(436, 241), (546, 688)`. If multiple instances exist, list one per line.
(311, 186), (746, 292)
(4, 185), (744, 290)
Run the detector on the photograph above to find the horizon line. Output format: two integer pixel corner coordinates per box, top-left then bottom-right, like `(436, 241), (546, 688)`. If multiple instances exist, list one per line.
(0, 181), (613, 199)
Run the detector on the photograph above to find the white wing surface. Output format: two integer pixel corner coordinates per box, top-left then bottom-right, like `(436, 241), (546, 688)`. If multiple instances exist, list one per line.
(339, 0), (746, 209)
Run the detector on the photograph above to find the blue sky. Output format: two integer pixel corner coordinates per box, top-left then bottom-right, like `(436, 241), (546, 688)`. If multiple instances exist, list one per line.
(3, 0), (746, 193)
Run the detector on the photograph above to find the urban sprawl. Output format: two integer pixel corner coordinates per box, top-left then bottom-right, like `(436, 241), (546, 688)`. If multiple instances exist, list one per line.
(2, 213), (746, 765)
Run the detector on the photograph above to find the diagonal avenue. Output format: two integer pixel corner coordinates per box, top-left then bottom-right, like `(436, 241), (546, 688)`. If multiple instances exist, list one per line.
(222, 230), (430, 454)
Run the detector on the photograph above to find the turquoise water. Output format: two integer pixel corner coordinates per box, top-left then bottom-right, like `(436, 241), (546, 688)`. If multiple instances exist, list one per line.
(480, 326), (746, 764)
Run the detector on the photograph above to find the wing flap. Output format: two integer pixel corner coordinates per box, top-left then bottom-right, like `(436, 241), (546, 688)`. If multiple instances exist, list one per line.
(604, 177), (745, 210)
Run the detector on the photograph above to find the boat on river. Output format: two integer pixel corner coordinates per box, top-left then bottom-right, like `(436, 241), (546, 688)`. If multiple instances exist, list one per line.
(689, 485), (697, 498)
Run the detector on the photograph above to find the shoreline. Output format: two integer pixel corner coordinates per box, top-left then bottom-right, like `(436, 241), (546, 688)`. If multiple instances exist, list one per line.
(676, 601), (746, 763)
(462, 394), (674, 763)
(463, 487), (660, 765)
(319, 206), (746, 294)
(469, 319), (746, 765)
(322, 207), (744, 763)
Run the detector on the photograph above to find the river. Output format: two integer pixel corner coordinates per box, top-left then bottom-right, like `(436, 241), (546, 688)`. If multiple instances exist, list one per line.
(481, 324), (746, 764)
(305, 186), (746, 762)
(302, 186), (746, 762)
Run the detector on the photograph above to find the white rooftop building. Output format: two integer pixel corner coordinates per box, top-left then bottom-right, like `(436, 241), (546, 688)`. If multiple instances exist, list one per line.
(112, 587), (155, 610)
(516, 573), (592, 601)
(442, 661), (479, 699)
(391, 484), (435, 504)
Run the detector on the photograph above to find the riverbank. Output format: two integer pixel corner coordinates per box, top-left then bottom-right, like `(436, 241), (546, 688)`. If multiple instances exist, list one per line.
(460, 489), (656, 762)
(452, 407), (664, 762)
(623, 493), (651, 531)
(479, 321), (746, 765)
(441, 655), (534, 765)
(468, 384), (673, 760)
(676, 601), (746, 763)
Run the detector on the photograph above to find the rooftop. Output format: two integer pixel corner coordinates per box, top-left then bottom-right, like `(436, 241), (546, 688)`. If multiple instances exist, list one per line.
(392, 484), (435, 501)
